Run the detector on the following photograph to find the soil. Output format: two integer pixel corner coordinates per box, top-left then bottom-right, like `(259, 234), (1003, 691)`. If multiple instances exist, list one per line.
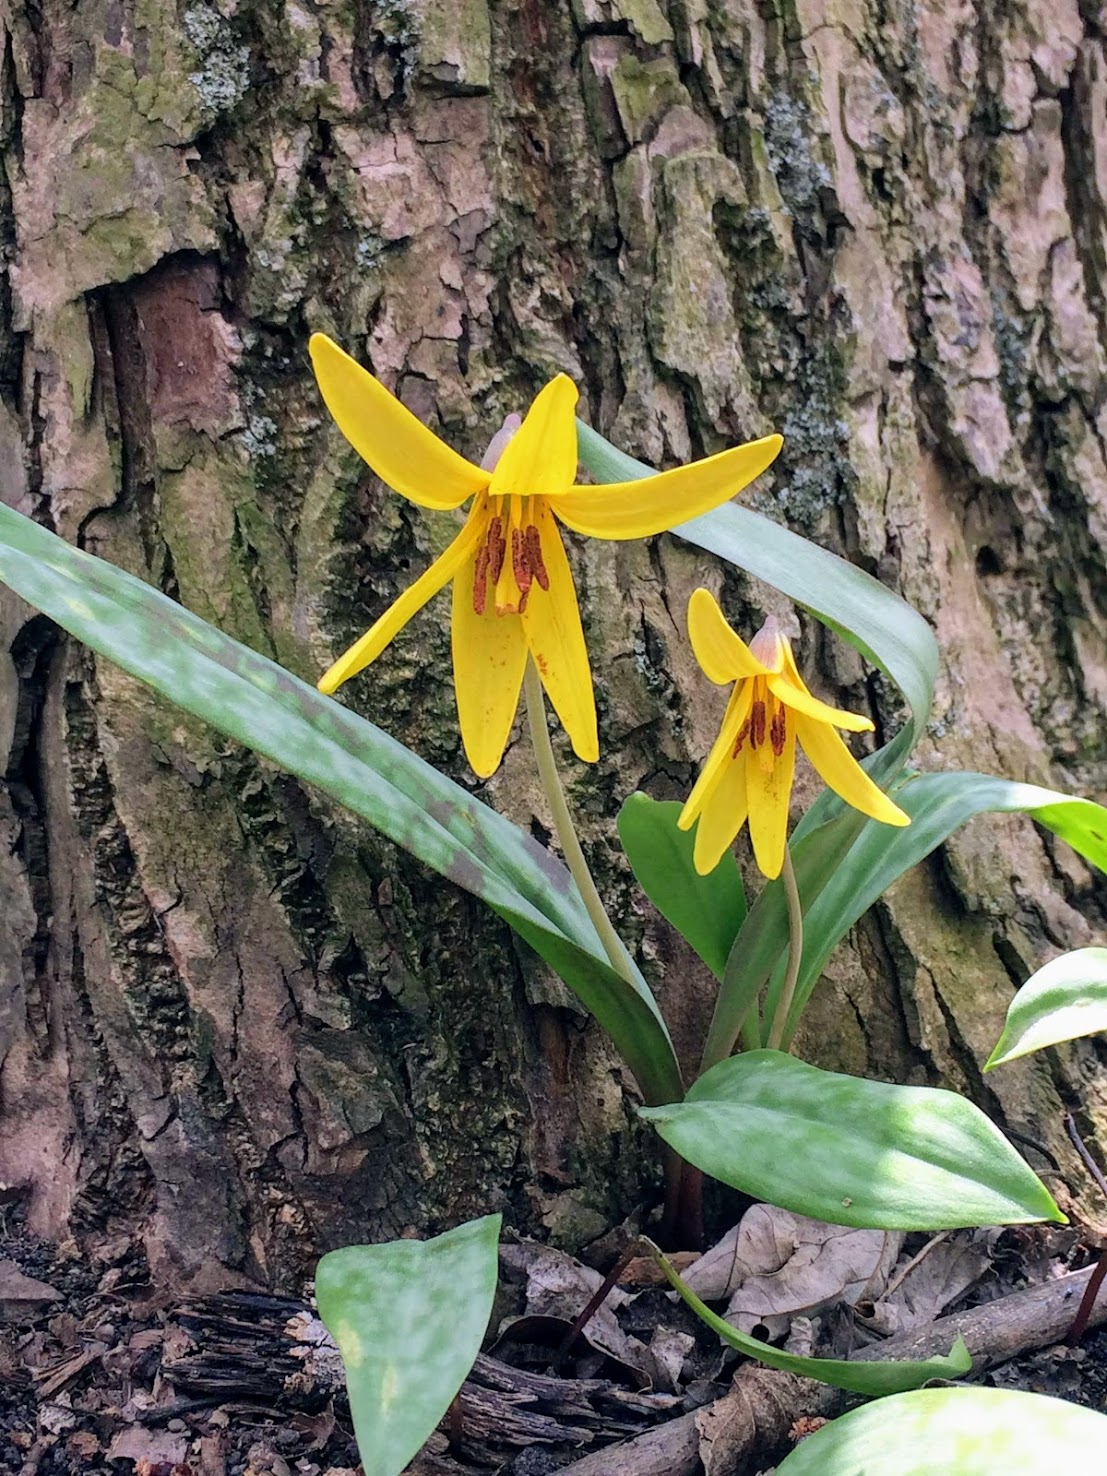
(4, 1208), (1107, 1476)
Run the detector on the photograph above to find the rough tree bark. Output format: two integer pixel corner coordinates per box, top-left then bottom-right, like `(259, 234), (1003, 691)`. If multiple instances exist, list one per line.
(1, 0), (1106, 1291)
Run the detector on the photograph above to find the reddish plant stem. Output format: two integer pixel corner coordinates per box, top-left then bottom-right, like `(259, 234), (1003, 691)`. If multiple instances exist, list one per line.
(551, 1239), (641, 1373)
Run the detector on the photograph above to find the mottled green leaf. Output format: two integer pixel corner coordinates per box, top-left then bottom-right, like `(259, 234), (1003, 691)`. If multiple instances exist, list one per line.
(650, 1242), (970, 1395)
(775, 1387), (1107, 1475)
(316, 1214), (500, 1476)
(617, 793), (746, 978)
(640, 1051), (1064, 1230)
(766, 773), (1107, 1047)
(986, 947), (1107, 1068)
(0, 501), (682, 1104)
(709, 771), (1107, 1065)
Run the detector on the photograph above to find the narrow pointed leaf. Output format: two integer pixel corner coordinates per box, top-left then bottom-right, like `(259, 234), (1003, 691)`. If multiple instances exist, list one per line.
(0, 501), (682, 1105)
(316, 1214), (500, 1476)
(617, 794), (746, 979)
(640, 1051), (1064, 1230)
(651, 1244), (970, 1395)
(775, 1387), (1107, 1475)
(986, 947), (1107, 1068)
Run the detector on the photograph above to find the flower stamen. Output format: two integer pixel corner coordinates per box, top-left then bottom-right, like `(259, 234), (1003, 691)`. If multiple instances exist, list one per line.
(751, 697), (767, 749)
(770, 704), (787, 757)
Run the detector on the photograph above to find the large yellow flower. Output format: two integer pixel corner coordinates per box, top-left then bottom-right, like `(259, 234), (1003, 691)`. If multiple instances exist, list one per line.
(679, 589), (910, 878)
(310, 334), (783, 778)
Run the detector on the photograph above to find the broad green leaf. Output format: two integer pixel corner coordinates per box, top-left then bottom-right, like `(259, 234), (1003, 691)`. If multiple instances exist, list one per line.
(775, 1386), (1107, 1475)
(987, 946), (1107, 1068)
(708, 770), (1107, 1067)
(649, 1242), (970, 1395)
(0, 501), (682, 1105)
(702, 803), (872, 1061)
(769, 772), (1107, 1045)
(640, 1051), (1064, 1230)
(316, 1214), (500, 1476)
(576, 420), (938, 771)
(617, 794), (746, 978)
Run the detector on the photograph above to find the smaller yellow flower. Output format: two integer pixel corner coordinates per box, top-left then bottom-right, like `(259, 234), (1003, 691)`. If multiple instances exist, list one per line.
(678, 589), (910, 878)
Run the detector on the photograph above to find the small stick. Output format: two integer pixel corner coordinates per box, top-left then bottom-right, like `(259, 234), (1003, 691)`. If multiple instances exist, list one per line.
(1066, 1250), (1107, 1346)
(551, 1239), (642, 1374)
(556, 1260), (1107, 1476)
(1064, 1112), (1107, 1200)
(445, 1392), (464, 1452)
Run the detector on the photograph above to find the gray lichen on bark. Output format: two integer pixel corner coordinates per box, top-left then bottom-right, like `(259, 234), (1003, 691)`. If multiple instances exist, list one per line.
(1, 0), (1106, 1287)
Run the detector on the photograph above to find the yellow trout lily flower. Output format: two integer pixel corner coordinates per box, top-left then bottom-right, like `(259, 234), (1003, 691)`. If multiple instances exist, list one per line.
(679, 589), (910, 878)
(310, 334), (783, 778)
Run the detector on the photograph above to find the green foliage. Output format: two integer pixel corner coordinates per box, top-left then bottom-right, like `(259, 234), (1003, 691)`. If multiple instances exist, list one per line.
(650, 1241), (971, 1395)
(774, 1386), (1107, 1474)
(708, 771), (1107, 1064)
(316, 1215), (501, 1476)
(987, 946), (1107, 1068)
(617, 793), (745, 978)
(640, 1052), (1063, 1230)
(0, 501), (682, 1106)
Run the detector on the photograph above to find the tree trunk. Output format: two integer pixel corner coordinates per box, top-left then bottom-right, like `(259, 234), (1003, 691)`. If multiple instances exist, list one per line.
(2, 0), (1105, 1291)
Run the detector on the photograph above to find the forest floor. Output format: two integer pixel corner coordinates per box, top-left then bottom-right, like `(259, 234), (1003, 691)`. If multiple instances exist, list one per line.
(4, 1206), (1107, 1476)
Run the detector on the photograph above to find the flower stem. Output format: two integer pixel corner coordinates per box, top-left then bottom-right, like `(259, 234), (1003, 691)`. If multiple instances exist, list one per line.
(523, 656), (637, 983)
(766, 846), (803, 1051)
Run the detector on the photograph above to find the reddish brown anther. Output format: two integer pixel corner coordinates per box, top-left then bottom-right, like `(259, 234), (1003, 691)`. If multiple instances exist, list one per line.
(487, 516), (506, 584)
(511, 527), (532, 597)
(750, 699), (767, 749)
(770, 705), (787, 756)
(732, 718), (751, 757)
(472, 543), (490, 615)
(526, 524), (549, 590)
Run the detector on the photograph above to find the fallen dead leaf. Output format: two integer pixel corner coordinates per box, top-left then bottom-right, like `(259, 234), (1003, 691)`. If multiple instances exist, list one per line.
(106, 1425), (190, 1465)
(684, 1206), (900, 1337)
(498, 1241), (651, 1376)
(695, 1363), (818, 1476)
(66, 1422), (101, 1458)
(618, 1252), (701, 1287)
(860, 1231), (991, 1336)
(0, 1260), (61, 1322)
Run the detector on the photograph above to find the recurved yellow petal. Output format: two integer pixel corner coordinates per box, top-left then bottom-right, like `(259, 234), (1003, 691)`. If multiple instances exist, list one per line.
(489, 375), (579, 499)
(678, 682), (754, 830)
(310, 334), (489, 510)
(745, 708), (796, 879)
(319, 517), (484, 696)
(520, 504), (598, 763)
(795, 715), (910, 827)
(767, 673), (874, 732)
(692, 747), (749, 876)
(451, 558), (529, 778)
(549, 433), (783, 540)
(688, 588), (772, 685)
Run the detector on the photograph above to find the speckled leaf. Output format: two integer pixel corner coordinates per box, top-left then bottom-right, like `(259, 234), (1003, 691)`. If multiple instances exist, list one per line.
(640, 1052), (1064, 1230)
(986, 947), (1107, 1068)
(0, 502), (682, 1105)
(650, 1243), (969, 1395)
(617, 793), (746, 979)
(775, 1387), (1107, 1475)
(316, 1214), (500, 1476)
(707, 770), (1107, 1065)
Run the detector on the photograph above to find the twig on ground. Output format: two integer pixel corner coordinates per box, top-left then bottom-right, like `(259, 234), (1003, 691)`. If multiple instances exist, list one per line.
(555, 1258), (1107, 1476)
